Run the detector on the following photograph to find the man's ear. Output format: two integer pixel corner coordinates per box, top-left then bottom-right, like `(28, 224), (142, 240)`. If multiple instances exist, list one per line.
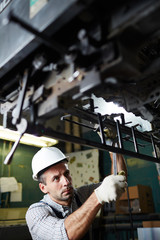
(39, 183), (48, 194)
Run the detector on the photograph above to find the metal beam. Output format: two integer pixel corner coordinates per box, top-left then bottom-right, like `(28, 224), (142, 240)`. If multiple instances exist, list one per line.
(30, 124), (160, 164)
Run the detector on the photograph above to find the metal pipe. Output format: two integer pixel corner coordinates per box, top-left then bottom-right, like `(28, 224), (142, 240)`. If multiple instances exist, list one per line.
(97, 113), (106, 145)
(131, 127), (139, 153)
(61, 115), (95, 130)
(151, 134), (158, 158)
(116, 120), (123, 149)
(9, 13), (67, 56)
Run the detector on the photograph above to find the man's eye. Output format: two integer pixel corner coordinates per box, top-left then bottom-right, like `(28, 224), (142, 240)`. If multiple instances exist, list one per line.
(53, 177), (59, 182)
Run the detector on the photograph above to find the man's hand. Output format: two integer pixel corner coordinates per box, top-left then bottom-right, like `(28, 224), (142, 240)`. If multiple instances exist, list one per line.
(94, 174), (127, 204)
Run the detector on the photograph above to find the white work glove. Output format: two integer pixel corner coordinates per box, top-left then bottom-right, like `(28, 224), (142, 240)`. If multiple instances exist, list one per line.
(94, 174), (127, 204)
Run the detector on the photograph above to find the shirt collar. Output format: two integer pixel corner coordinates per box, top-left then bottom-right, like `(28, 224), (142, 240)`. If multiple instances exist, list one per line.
(42, 194), (72, 217)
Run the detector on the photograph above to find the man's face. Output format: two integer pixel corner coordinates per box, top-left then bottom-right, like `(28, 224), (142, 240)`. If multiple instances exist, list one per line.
(39, 162), (73, 206)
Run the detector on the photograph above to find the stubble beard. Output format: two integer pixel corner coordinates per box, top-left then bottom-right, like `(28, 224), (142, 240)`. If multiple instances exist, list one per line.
(58, 185), (74, 202)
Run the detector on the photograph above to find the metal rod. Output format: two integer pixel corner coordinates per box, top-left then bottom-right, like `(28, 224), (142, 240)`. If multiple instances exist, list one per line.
(113, 142), (118, 175)
(131, 127), (139, 153)
(30, 125), (160, 163)
(151, 134), (158, 158)
(116, 120), (123, 149)
(10, 13), (67, 56)
(61, 116), (95, 130)
(120, 113), (125, 125)
(74, 106), (158, 145)
(123, 136), (146, 147)
(102, 213), (160, 222)
(97, 113), (106, 145)
(101, 222), (142, 231)
(89, 98), (95, 112)
(113, 152), (117, 175)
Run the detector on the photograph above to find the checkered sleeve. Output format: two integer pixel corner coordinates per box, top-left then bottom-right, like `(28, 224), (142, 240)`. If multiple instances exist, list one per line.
(26, 203), (69, 240)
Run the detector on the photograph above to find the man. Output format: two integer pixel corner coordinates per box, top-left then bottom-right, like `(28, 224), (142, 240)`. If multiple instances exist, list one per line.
(26, 147), (127, 240)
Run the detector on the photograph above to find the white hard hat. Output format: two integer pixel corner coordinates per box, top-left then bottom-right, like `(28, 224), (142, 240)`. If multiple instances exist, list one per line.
(32, 147), (67, 181)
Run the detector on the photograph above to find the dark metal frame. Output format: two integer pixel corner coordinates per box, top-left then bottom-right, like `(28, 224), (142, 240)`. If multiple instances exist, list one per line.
(28, 112), (160, 164)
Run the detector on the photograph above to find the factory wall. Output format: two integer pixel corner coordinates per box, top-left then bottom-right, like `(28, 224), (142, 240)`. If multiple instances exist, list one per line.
(0, 141), (42, 207)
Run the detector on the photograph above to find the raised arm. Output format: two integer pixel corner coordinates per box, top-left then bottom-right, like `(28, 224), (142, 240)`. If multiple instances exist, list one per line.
(65, 172), (126, 240)
(64, 191), (101, 240)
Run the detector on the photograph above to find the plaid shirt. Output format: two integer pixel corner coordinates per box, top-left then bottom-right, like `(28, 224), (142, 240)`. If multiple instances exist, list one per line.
(26, 183), (100, 240)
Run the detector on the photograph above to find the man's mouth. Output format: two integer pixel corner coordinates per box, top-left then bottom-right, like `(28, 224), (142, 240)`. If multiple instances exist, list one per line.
(62, 186), (73, 195)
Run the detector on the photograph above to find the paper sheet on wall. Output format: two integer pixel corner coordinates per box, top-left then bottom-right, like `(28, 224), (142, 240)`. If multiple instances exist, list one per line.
(68, 149), (99, 188)
(0, 177), (18, 193)
(10, 183), (22, 202)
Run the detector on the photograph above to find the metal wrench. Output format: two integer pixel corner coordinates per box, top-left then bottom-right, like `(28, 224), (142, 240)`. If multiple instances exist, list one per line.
(3, 118), (28, 165)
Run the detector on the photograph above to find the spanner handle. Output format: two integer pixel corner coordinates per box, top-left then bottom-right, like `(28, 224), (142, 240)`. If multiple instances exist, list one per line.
(4, 133), (24, 165)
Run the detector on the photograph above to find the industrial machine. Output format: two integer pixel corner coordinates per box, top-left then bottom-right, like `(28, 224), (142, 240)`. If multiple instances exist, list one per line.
(0, 0), (160, 164)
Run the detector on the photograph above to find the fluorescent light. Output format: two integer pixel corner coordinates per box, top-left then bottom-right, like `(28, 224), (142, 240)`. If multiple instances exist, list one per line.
(0, 126), (58, 147)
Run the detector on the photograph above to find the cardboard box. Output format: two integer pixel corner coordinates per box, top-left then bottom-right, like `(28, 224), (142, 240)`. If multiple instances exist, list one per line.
(116, 185), (154, 214)
(143, 221), (160, 228)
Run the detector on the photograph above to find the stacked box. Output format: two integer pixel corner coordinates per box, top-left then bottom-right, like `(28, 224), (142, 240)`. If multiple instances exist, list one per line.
(116, 185), (155, 214)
